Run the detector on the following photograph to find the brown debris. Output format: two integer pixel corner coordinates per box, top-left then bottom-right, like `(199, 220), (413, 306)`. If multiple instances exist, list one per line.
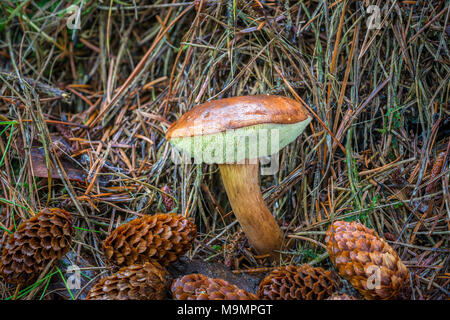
(13, 134), (86, 182)
(161, 185), (175, 212)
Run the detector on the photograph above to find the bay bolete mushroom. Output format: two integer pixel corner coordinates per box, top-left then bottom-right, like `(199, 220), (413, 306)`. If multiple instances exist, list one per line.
(166, 95), (311, 258)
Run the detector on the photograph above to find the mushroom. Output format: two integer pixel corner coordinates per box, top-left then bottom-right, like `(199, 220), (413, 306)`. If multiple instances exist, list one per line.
(166, 95), (311, 258)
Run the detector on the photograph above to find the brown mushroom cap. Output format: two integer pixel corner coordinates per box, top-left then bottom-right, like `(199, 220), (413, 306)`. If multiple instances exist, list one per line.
(166, 95), (310, 139)
(166, 95), (311, 164)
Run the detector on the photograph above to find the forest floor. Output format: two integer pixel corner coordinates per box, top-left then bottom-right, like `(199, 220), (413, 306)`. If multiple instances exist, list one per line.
(0, 0), (448, 300)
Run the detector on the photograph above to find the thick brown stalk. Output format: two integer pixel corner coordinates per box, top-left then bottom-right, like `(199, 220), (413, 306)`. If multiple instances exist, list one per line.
(219, 162), (283, 258)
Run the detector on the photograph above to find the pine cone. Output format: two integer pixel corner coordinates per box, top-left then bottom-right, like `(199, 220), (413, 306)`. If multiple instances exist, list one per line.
(0, 208), (73, 285)
(326, 293), (359, 300)
(171, 274), (258, 300)
(103, 213), (197, 267)
(85, 261), (169, 300)
(257, 265), (339, 300)
(325, 220), (410, 300)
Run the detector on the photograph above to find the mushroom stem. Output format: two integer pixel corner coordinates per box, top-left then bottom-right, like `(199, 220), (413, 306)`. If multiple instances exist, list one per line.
(218, 161), (283, 258)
